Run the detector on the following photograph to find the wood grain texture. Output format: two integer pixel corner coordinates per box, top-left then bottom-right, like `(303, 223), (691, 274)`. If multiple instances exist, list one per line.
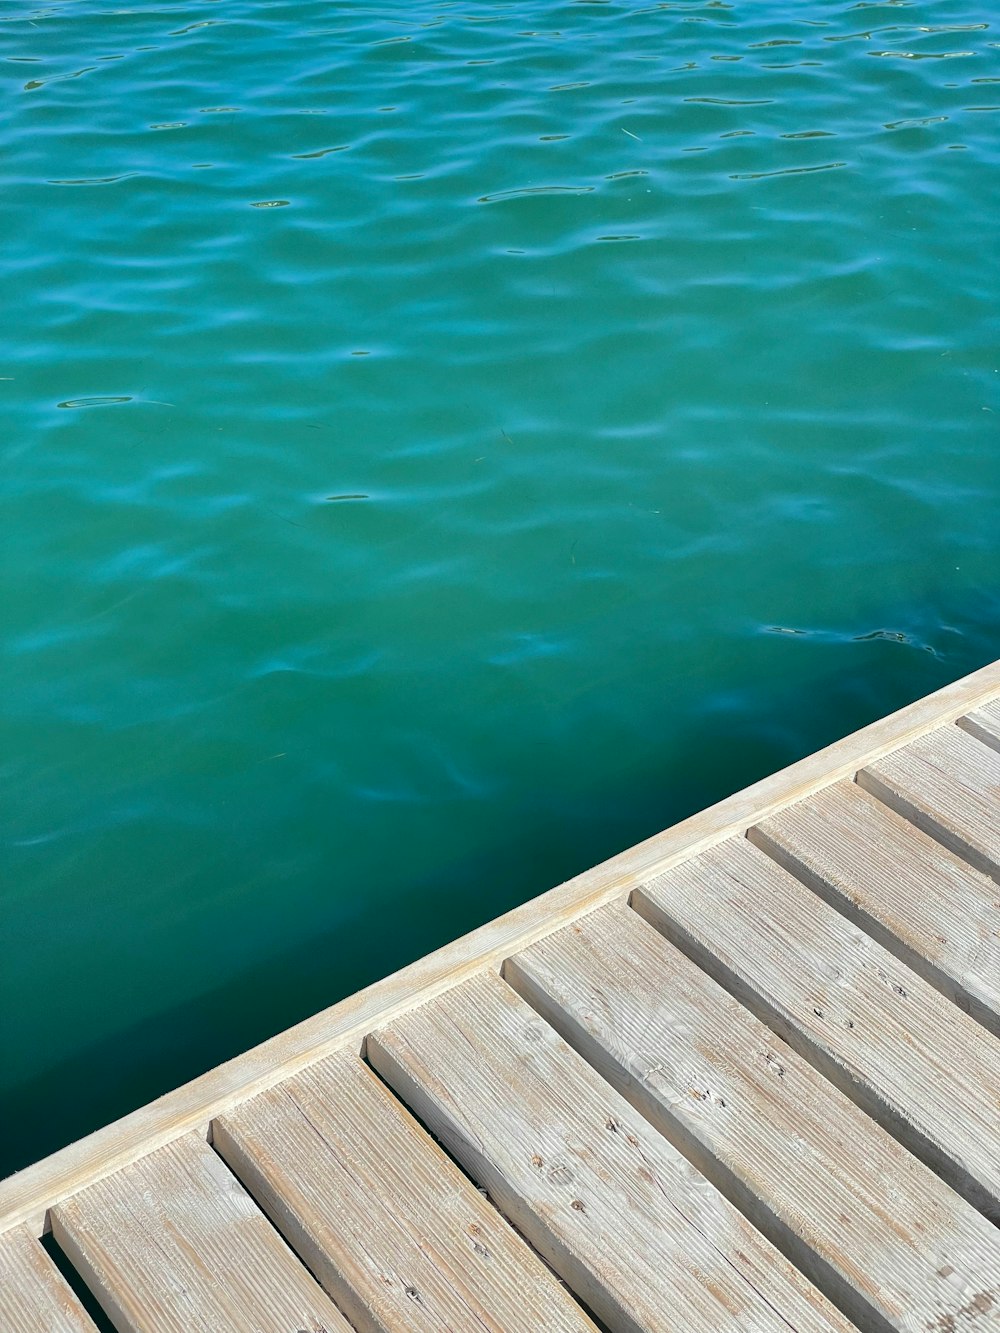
(368, 970), (853, 1333)
(5, 659), (1000, 1239)
(505, 900), (1000, 1333)
(0, 1225), (97, 1332)
(51, 1131), (351, 1333)
(958, 699), (1000, 753)
(214, 1049), (596, 1333)
(751, 779), (1000, 1036)
(860, 723), (1000, 883)
(633, 836), (1000, 1222)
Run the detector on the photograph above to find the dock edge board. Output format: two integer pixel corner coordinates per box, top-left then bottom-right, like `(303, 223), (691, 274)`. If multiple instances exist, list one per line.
(3, 656), (1000, 1240)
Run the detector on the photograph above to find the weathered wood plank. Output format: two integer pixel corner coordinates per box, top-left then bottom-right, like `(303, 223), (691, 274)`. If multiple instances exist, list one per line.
(213, 1049), (597, 1333)
(633, 836), (1000, 1221)
(860, 723), (1000, 882)
(51, 1132), (351, 1333)
(0, 1226), (97, 1333)
(751, 779), (1000, 1036)
(369, 970), (852, 1333)
(506, 900), (1000, 1333)
(958, 699), (1000, 753)
(5, 659), (1000, 1240)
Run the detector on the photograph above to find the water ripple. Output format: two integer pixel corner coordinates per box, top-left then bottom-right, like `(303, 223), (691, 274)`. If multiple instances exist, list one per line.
(2, 0), (999, 1170)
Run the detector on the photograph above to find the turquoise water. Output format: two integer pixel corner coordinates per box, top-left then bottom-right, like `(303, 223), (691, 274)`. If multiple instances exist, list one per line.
(2, 0), (998, 1178)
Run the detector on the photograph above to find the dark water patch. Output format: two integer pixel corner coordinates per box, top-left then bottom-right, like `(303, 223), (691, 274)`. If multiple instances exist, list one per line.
(291, 144), (351, 158)
(730, 160), (847, 179)
(478, 184), (596, 201)
(57, 395), (132, 409)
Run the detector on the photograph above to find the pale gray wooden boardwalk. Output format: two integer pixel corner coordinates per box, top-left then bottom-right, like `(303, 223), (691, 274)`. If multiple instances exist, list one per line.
(2, 661), (999, 1333)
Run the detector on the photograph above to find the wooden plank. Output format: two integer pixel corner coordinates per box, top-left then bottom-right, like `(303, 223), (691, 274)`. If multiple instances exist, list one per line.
(633, 836), (1000, 1222)
(505, 901), (1000, 1333)
(751, 779), (1000, 1036)
(50, 1131), (351, 1333)
(213, 1049), (597, 1333)
(958, 698), (1000, 753)
(860, 723), (1000, 882)
(4, 659), (1000, 1239)
(0, 1225), (97, 1333)
(369, 970), (853, 1333)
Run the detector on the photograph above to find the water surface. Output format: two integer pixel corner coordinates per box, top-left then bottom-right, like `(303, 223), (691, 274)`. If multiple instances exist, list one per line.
(2, 0), (999, 1176)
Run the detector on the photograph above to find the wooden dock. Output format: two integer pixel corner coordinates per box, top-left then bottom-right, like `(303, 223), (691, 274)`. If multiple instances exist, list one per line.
(2, 661), (999, 1333)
